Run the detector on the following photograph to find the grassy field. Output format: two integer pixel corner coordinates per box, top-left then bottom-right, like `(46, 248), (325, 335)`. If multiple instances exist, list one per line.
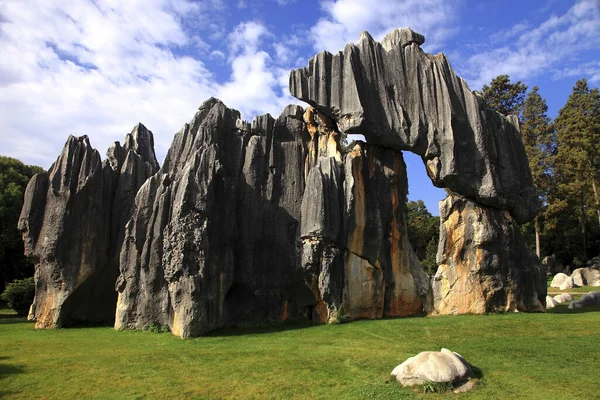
(547, 285), (598, 294)
(1, 302), (599, 400)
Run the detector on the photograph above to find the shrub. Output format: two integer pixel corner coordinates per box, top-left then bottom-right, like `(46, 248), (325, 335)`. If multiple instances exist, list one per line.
(419, 380), (454, 393)
(1, 277), (35, 317)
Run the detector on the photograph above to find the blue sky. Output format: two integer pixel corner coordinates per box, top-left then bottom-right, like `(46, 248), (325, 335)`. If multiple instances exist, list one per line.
(1, 0), (599, 214)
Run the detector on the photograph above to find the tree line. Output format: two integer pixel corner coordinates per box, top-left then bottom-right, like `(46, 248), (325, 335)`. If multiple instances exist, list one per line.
(0, 157), (43, 292)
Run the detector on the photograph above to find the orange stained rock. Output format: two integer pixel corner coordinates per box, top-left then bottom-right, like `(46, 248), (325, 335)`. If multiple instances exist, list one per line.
(386, 153), (422, 317)
(346, 149), (366, 255)
(171, 311), (182, 337)
(344, 252), (384, 320)
(34, 291), (58, 329)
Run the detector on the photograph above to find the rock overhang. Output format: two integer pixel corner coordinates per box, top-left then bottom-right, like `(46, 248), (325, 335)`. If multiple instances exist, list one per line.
(289, 27), (539, 224)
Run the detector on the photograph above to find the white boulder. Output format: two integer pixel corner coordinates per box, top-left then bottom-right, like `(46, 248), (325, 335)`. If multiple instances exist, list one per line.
(553, 293), (574, 304)
(559, 276), (575, 290)
(550, 273), (570, 288)
(572, 268), (600, 287)
(391, 348), (473, 387)
(545, 296), (558, 309)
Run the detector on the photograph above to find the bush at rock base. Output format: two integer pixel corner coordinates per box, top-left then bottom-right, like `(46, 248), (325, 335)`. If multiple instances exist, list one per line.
(1, 277), (34, 316)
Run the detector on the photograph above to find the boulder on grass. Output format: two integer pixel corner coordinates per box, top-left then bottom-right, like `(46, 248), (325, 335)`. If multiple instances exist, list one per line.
(550, 273), (570, 288)
(559, 277), (575, 291)
(553, 293), (574, 304)
(391, 348), (474, 387)
(572, 268), (600, 287)
(545, 296), (558, 309)
(568, 291), (600, 309)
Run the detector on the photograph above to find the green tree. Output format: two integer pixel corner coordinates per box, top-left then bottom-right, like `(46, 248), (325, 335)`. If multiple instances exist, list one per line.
(406, 200), (439, 275)
(520, 86), (555, 258)
(481, 75), (528, 118)
(0, 156), (44, 291)
(552, 79), (600, 262)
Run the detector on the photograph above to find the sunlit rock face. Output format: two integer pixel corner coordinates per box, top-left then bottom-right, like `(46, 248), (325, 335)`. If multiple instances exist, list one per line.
(299, 107), (428, 323)
(290, 27), (545, 317)
(343, 142), (429, 320)
(431, 195), (546, 314)
(289, 28), (538, 224)
(18, 125), (159, 328)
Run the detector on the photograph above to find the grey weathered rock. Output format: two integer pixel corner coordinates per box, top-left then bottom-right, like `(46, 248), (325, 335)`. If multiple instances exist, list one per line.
(18, 126), (159, 328)
(431, 195), (546, 314)
(289, 28), (538, 224)
(391, 348), (474, 387)
(550, 273), (570, 288)
(586, 256), (600, 269)
(116, 101), (431, 336)
(116, 99), (314, 337)
(568, 291), (600, 309)
(343, 142), (428, 319)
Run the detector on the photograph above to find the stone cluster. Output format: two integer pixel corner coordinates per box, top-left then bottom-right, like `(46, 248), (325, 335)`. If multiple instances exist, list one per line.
(19, 28), (546, 337)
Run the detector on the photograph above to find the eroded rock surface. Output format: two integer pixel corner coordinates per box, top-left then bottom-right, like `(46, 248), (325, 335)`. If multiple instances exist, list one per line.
(18, 125), (159, 328)
(116, 101), (429, 336)
(20, 26), (548, 336)
(391, 348), (474, 387)
(290, 28), (538, 223)
(431, 195), (546, 314)
(298, 107), (427, 323)
(116, 99), (316, 337)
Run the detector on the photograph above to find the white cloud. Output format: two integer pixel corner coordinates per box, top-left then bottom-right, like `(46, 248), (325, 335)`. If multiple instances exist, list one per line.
(310, 0), (458, 54)
(215, 21), (299, 119)
(0, 0), (222, 167)
(460, 0), (600, 89)
(553, 60), (600, 84)
(0, 2), (301, 169)
(489, 22), (530, 43)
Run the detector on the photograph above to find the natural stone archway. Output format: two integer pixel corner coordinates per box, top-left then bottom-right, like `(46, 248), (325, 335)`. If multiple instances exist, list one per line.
(19, 27), (546, 336)
(289, 28), (546, 314)
(289, 28), (538, 224)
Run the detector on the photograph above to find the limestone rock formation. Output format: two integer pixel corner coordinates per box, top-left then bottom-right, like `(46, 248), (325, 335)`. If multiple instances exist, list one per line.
(571, 268), (600, 287)
(298, 107), (427, 323)
(289, 28), (538, 224)
(545, 296), (558, 309)
(18, 125), (159, 328)
(115, 100), (429, 337)
(20, 26), (547, 336)
(115, 99), (317, 337)
(431, 195), (546, 314)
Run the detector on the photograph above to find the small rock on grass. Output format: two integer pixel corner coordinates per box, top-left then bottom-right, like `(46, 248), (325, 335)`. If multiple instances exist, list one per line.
(391, 348), (474, 390)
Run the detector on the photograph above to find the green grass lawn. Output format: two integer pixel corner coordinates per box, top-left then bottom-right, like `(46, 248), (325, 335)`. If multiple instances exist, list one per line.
(1, 303), (599, 400)
(547, 285), (599, 294)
